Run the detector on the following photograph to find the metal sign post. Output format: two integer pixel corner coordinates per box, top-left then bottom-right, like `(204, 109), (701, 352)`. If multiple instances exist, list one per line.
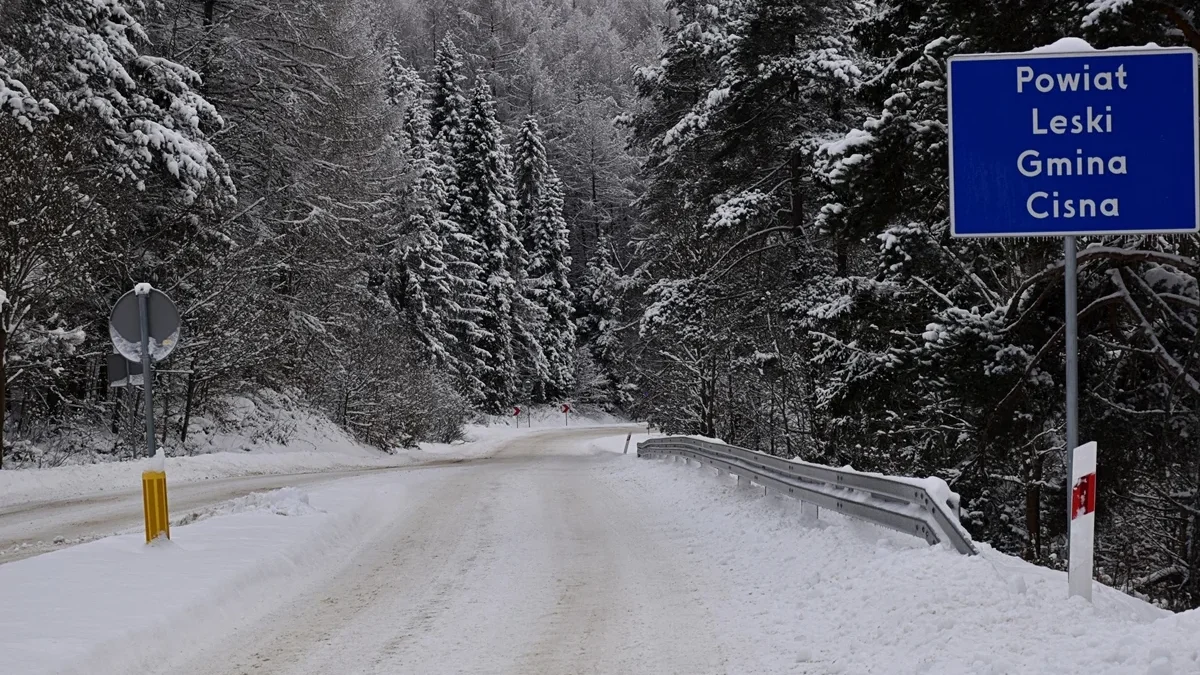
(947, 45), (1199, 599)
(109, 283), (181, 542)
(138, 290), (156, 457)
(1064, 235), (1079, 532)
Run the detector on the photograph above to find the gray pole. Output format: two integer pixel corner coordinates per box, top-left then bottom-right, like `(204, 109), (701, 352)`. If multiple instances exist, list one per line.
(139, 292), (157, 458)
(1064, 236), (1079, 538)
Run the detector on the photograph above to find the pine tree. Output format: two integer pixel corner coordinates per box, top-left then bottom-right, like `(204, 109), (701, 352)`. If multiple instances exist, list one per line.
(530, 170), (577, 398)
(383, 68), (473, 393)
(624, 0), (857, 441)
(577, 236), (623, 402)
(450, 80), (523, 413)
(512, 116), (549, 242)
(429, 38), (468, 151)
(384, 40), (424, 113)
(8, 0), (231, 203)
(509, 114), (574, 400)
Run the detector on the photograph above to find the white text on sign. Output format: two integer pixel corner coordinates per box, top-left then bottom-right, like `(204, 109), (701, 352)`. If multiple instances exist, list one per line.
(1017, 64), (1127, 221)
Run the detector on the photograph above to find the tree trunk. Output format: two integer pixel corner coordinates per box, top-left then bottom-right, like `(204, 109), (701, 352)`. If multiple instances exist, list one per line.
(110, 382), (123, 434)
(781, 369), (792, 457)
(836, 240), (849, 277)
(180, 365), (196, 443)
(160, 372), (170, 446)
(203, 0), (217, 27)
(129, 389), (142, 460)
(763, 376), (772, 455)
(1188, 428), (1200, 605)
(790, 150), (803, 232)
(699, 365), (714, 438)
(0, 322), (6, 469)
(1023, 451), (1044, 561)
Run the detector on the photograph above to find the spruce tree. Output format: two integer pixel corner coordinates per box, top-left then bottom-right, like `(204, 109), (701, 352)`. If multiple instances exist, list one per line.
(391, 90), (480, 396)
(577, 236), (623, 401)
(512, 115), (549, 242)
(450, 80), (522, 413)
(510, 114), (570, 400)
(429, 38), (468, 151)
(384, 40), (423, 112)
(530, 170), (576, 398)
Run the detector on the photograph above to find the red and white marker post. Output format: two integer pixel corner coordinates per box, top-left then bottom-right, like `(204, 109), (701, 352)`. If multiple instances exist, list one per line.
(513, 406), (522, 428)
(1068, 441), (1098, 601)
(561, 403), (571, 427)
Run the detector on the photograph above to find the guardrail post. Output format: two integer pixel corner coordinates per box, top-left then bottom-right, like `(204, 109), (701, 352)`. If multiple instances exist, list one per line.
(801, 501), (819, 522)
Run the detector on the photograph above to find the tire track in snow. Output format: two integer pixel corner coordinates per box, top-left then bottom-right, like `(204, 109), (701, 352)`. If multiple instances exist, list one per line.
(158, 427), (737, 675)
(171, 466), (487, 675)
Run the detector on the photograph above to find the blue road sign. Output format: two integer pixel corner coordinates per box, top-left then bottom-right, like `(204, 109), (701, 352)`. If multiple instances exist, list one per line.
(948, 47), (1199, 237)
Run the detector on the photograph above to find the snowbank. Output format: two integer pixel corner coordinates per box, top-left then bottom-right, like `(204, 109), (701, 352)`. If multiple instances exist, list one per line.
(3, 394), (634, 508)
(573, 431), (658, 456)
(476, 403), (630, 430)
(173, 486), (322, 526)
(0, 448), (413, 509)
(0, 417), (642, 510)
(614, 455), (1200, 674)
(0, 473), (423, 675)
(179, 389), (382, 457)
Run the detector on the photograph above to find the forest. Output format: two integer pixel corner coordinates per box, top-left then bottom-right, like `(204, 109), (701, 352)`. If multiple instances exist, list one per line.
(3, 0), (1200, 609)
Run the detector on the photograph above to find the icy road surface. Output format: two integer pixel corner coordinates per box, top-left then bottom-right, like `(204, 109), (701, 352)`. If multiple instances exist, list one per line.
(2, 425), (1198, 675)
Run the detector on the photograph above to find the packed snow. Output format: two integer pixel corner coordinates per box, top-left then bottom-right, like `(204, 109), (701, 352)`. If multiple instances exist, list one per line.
(2, 428), (1196, 675)
(0, 391), (630, 510)
(612, 455), (1199, 674)
(174, 486), (323, 526)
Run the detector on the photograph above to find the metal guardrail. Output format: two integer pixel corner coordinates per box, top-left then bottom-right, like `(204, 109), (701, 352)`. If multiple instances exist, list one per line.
(637, 436), (978, 555)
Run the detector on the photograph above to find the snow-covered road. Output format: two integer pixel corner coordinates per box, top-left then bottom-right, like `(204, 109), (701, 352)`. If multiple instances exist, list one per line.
(0, 463), (456, 564)
(169, 426), (730, 675)
(4, 425), (1198, 675)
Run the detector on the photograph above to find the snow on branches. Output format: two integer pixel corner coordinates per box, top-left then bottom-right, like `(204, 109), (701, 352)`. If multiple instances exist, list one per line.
(15, 0), (231, 201)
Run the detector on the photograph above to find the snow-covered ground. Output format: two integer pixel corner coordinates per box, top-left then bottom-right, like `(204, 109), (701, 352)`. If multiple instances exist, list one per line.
(475, 402), (634, 430)
(615, 457), (1199, 674)
(0, 419), (635, 564)
(3, 427), (1196, 675)
(0, 401), (631, 509)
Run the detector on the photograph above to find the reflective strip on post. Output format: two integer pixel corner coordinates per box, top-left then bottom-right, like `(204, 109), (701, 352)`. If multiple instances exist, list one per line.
(1068, 441), (1097, 601)
(142, 470), (170, 543)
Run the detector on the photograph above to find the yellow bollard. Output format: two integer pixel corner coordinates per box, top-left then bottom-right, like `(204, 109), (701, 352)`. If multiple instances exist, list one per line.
(142, 470), (170, 543)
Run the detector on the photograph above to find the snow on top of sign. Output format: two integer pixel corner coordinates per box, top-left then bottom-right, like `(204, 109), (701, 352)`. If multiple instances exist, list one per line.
(134, 282), (153, 296)
(1028, 37), (1168, 54)
(1029, 37), (1096, 53)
